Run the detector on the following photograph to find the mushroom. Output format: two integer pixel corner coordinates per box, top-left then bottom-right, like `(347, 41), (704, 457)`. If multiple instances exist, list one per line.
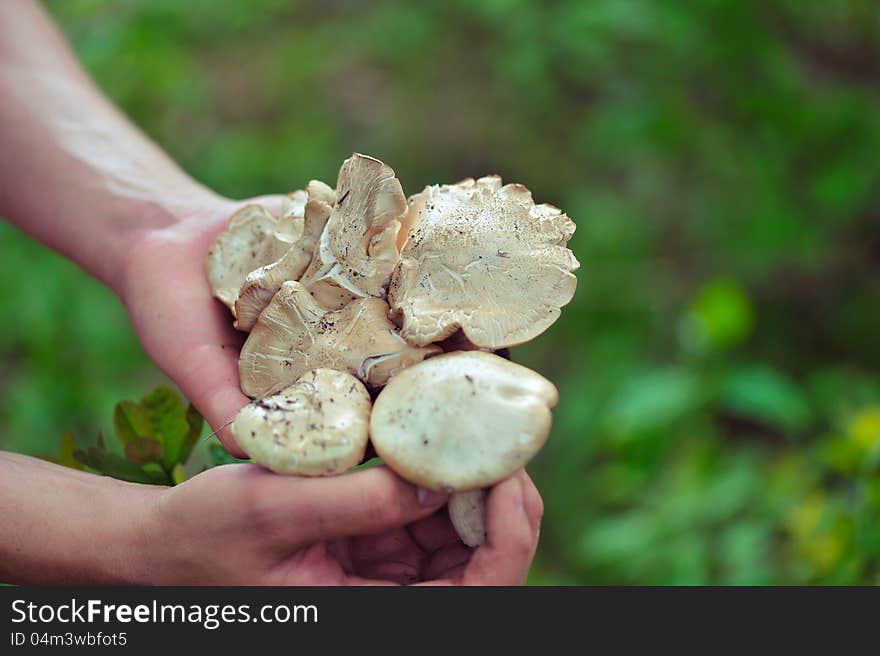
(231, 368), (371, 475)
(204, 154), (577, 551)
(447, 489), (488, 548)
(234, 180), (335, 331)
(238, 280), (441, 398)
(370, 350), (558, 545)
(298, 153), (407, 309)
(206, 192), (307, 313)
(388, 176), (579, 348)
(275, 190), (310, 240)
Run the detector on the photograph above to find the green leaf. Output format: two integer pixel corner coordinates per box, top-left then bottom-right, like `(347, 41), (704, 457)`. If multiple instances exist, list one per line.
(603, 369), (702, 438)
(349, 457), (384, 472)
(74, 447), (166, 485)
(58, 432), (85, 471)
(142, 387), (190, 470)
(110, 388), (201, 470)
(681, 278), (754, 352)
(207, 440), (250, 466)
(72, 448), (93, 470)
(114, 400), (153, 444)
(171, 463), (187, 485)
(142, 462), (172, 484)
(179, 403), (204, 465)
(719, 365), (812, 433)
(124, 437), (164, 466)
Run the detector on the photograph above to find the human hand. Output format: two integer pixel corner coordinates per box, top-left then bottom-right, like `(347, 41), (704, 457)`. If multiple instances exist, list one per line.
(0, 451), (541, 585)
(120, 196), (286, 456)
(138, 465), (542, 585)
(351, 469), (544, 586)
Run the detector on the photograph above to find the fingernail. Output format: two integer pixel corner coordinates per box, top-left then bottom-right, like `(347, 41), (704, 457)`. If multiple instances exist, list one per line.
(417, 487), (447, 506)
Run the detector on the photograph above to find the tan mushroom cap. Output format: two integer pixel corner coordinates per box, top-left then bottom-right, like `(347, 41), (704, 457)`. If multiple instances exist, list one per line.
(232, 368), (370, 475)
(238, 280), (440, 398)
(370, 351), (558, 492)
(299, 153), (406, 309)
(388, 176), (580, 348)
(234, 180), (335, 332)
(206, 193), (307, 313)
(276, 190), (309, 241)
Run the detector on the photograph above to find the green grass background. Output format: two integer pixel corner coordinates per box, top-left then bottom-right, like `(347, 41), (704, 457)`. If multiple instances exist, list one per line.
(2, 0), (880, 584)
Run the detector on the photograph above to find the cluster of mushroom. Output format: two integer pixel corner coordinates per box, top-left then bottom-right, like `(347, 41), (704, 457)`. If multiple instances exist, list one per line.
(206, 154), (579, 546)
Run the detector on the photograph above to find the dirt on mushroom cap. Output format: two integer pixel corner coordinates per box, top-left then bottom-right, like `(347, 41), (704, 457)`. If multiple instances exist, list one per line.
(389, 176), (580, 349)
(238, 280), (440, 398)
(204, 155), (574, 535)
(232, 368), (371, 475)
(370, 350), (558, 492)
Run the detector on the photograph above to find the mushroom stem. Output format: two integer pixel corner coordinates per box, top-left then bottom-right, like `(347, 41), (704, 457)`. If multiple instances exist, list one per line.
(448, 489), (487, 547)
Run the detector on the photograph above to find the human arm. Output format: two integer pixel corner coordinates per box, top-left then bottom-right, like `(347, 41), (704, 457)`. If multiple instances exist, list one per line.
(0, 0), (226, 287)
(0, 452), (542, 585)
(0, 0), (257, 453)
(0, 2), (545, 586)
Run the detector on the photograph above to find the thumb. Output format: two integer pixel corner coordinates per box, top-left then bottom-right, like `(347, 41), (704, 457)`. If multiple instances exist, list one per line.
(262, 466), (448, 545)
(174, 336), (250, 459)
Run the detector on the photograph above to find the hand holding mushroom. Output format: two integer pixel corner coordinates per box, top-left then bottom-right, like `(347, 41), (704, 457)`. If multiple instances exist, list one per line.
(208, 154), (579, 548)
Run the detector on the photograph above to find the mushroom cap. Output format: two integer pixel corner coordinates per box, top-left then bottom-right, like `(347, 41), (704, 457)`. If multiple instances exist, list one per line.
(232, 368), (370, 475)
(388, 176), (580, 348)
(238, 280), (440, 398)
(234, 180), (335, 332)
(299, 153), (406, 309)
(206, 195), (307, 313)
(370, 351), (558, 492)
(275, 189), (309, 241)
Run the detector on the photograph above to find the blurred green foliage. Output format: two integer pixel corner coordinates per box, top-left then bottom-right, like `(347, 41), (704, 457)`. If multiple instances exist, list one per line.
(49, 386), (247, 484)
(1, 0), (879, 584)
(53, 387), (204, 485)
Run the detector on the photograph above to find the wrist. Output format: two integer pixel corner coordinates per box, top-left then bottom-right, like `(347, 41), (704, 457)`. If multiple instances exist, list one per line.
(121, 482), (217, 586)
(110, 188), (231, 301)
(0, 454), (168, 585)
(121, 482), (208, 586)
(85, 478), (166, 585)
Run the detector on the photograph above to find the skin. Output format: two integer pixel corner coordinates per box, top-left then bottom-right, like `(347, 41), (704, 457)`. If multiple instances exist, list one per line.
(0, 452), (542, 585)
(0, 1), (544, 585)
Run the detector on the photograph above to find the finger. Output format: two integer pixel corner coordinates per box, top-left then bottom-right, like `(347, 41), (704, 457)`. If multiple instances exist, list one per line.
(259, 466), (448, 545)
(129, 245), (251, 457)
(275, 541), (400, 586)
(350, 528), (417, 562)
(175, 288), (249, 456)
(518, 469), (544, 540)
(348, 529), (423, 584)
(179, 196), (298, 455)
(423, 542), (473, 581)
(176, 338), (250, 458)
(460, 472), (540, 586)
(330, 540), (422, 586)
(408, 508), (461, 553)
(415, 472), (539, 586)
(352, 560), (422, 585)
(325, 539), (354, 575)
